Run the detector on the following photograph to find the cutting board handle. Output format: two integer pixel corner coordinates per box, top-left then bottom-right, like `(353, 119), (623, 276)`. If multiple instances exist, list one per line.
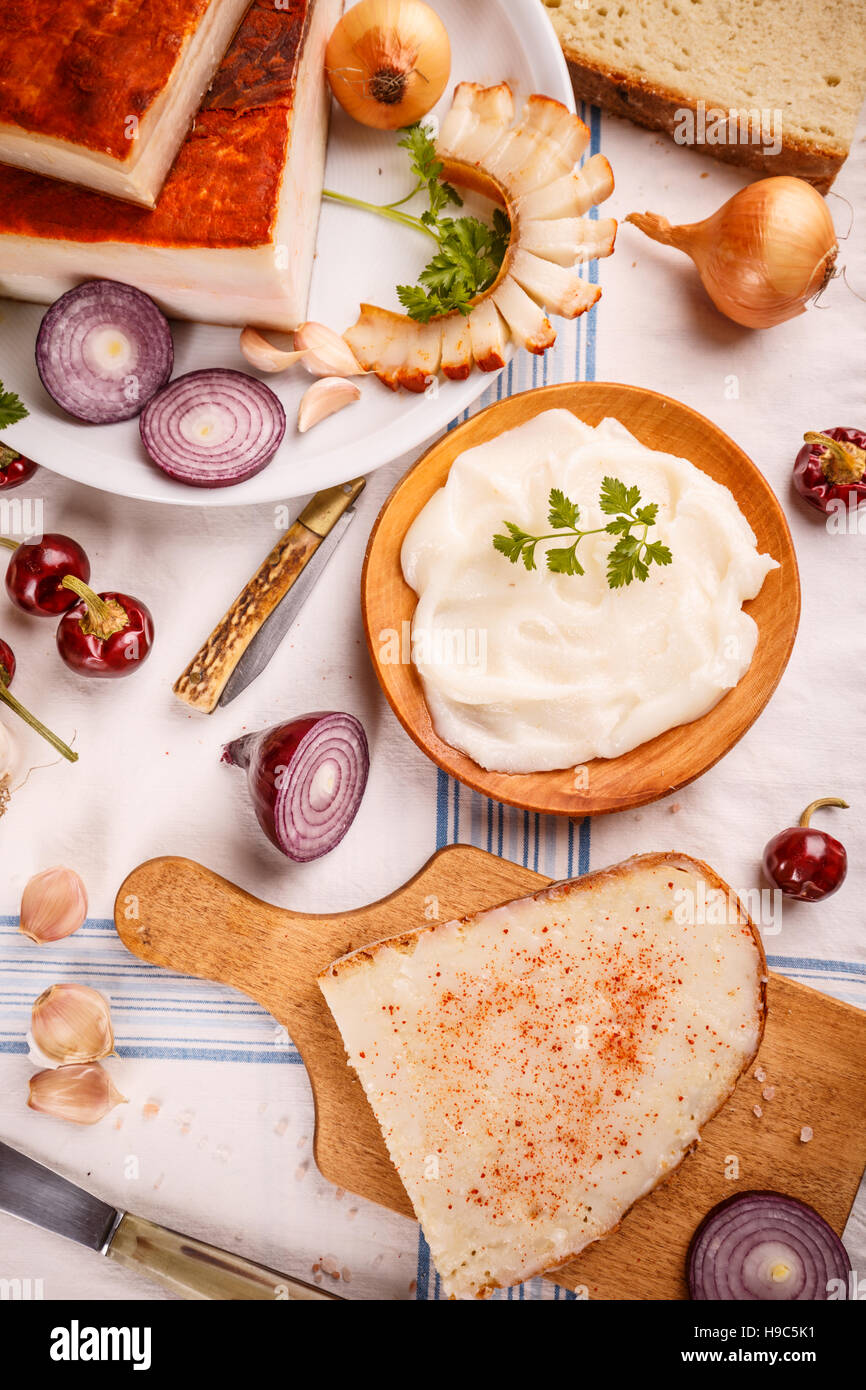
(114, 857), (326, 1021)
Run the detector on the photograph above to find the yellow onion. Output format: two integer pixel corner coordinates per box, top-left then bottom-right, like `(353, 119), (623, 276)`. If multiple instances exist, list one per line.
(29, 983), (114, 1067)
(627, 177), (837, 328)
(20, 866), (88, 943)
(28, 1062), (126, 1126)
(326, 0), (451, 130)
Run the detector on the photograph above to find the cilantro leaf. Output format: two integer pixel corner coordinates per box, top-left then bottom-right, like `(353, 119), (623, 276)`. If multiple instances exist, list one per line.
(0, 383), (28, 431)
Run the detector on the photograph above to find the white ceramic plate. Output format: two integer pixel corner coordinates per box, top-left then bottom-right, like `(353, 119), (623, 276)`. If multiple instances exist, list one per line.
(0, 0), (571, 507)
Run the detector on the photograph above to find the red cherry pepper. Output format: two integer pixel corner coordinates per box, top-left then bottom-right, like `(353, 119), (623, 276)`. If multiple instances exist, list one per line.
(56, 578), (154, 678)
(762, 797), (848, 902)
(0, 445), (38, 491)
(793, 428), (866, 516)
(2, 533), (91, 616)
(0, 637), (77, 761)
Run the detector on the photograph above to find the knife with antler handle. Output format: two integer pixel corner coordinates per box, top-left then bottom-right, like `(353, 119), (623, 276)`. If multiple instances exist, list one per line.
(173, 477), (365, 712)
(0, 1141), (342, 1301)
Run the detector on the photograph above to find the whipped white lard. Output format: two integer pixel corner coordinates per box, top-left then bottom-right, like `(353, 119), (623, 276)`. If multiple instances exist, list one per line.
(401, 410), (778, 773)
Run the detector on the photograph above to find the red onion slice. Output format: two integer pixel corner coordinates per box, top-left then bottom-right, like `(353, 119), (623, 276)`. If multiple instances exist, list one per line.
(36, 280), (173, 423)
(688, 1191), (851, 1300)
(222, 712), (369, 862)
(140, 368), (285, 488)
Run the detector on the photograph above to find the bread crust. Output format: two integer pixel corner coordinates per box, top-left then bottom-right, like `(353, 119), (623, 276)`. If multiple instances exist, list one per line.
(563, 55), (843, 193)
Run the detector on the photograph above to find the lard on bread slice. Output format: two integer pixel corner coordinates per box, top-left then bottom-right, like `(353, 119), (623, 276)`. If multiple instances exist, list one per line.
(0, 0), (341, 330)
(319, 853), (766, 1300)
(0, 0), (252, 208)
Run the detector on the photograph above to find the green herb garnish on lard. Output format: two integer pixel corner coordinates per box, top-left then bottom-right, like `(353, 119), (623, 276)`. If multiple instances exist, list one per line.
(494, 477), (673, 588)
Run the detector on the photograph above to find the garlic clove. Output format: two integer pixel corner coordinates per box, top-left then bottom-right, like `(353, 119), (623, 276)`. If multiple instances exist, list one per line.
(298, 377), (362, 433)
(239, 326), (307, 373)
(294, 322), (366, 377)
(20, 866), (88, 943)
(30, 983), (114, 1067)
(0, 715), (20, 818)
(28, 1062), (126, 1126)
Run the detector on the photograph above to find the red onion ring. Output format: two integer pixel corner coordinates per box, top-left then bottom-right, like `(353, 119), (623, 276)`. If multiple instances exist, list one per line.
(139, 368), (285, 487)
(222, 712), (369, 862)
(688, 1191), (851, 1300)
(36, 280), (173, 423)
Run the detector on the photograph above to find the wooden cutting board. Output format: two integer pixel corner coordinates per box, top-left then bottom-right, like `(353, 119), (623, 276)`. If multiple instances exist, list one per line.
(115, 847), (866, 1300)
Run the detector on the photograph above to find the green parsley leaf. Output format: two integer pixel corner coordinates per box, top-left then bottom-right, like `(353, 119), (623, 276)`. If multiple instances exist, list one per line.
(548, 487), (580, 530)
(0, 382), (28, 431)
(494, 477), (673, 589)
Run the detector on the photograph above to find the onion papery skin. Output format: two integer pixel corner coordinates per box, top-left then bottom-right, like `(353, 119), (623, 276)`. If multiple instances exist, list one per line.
(222, 712), (370, 863)
(140, 369), (286, 488)
(326, 0), (451, 130)
(688, 1191), (851, 1300)
(35, 280), (173, 423)
(628, 178), (837, 330)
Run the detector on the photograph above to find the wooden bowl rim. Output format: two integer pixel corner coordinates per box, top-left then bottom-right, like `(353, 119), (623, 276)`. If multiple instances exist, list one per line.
(361, 382), (801, 816)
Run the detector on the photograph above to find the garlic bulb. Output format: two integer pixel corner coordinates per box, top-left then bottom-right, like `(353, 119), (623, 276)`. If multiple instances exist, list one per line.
(626, 177), (838, 329)
(19, 866), (88, 943)
(298, 378), (362, 433)
(294, 322), (366, 377)
(29, 983), (114, 1067)
(28, 1062), (126, 1126)
(239, 326), (307, 373)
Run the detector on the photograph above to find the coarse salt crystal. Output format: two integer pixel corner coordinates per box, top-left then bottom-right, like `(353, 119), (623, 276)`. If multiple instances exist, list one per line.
(754, 1067), (766, 1082)
(753, 1104), (763, 1118)
(762, 1086), (775, 1101)
(799, 1126), (813, 1143)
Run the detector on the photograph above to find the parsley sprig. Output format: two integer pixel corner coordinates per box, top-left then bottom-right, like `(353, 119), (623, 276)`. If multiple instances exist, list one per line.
(0, 381), (28, 432)
(493, 479), (673, 588)
(323, 123), (510, 322)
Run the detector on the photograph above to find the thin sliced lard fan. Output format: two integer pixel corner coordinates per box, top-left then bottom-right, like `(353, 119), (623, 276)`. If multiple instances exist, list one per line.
(0, 0), (341, 331)
(0, 0), (252, 208)
(343, 84), (616, 391)
(319, 854), (766, 1300)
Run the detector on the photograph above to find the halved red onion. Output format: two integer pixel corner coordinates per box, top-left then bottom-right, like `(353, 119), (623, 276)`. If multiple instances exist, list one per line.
(36, 280), (173, 423)
(139, 368), (285, 487)
(222, 713), (369, 862)
(688, 1191), (851, 1300)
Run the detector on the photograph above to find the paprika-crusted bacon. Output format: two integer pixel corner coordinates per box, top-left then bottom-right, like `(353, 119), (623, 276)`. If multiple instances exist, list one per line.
(0, 0), (341, 330)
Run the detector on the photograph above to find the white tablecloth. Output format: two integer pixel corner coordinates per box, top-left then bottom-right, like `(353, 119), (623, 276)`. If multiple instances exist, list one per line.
(1, 91), (865, 1301)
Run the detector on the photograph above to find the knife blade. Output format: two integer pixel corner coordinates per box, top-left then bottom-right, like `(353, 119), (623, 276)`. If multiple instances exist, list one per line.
(218, 507), (355, 708)
(0, 1140), (121, 1251)
(0, 1140), (342, 1300)
(174, 477), (365, 713)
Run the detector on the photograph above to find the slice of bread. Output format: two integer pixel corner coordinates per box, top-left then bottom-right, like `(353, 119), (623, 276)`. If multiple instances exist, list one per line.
(319, 853), (767, 1299)
(542, 0), (866, 190)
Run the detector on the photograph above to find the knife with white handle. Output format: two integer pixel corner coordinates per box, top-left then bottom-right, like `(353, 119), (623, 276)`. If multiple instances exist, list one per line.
(0, 1141), (342, 1301)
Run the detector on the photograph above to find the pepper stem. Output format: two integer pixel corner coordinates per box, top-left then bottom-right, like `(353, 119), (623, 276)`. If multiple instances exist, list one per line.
(804, 432), (866, 485)
(0, 683), (78, 763)
(60, 576), (129, 640)
(799, 797), (849, 828)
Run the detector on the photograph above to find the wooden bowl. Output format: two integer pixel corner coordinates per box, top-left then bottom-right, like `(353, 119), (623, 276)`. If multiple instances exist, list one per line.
(361, 383), (800, 816)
